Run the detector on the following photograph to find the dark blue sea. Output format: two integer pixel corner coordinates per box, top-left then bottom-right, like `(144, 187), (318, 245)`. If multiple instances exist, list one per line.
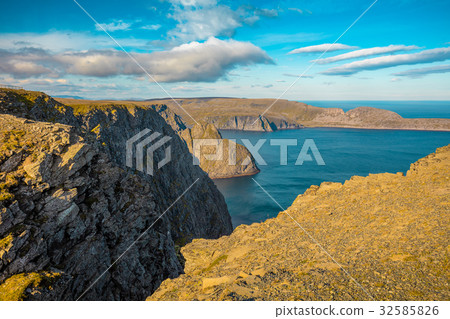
(214, 101), (450, 228)
(303, 100), (450, 118)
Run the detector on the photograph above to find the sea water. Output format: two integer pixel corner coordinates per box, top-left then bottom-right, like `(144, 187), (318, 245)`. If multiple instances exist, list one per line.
(215, 122), (450, 227)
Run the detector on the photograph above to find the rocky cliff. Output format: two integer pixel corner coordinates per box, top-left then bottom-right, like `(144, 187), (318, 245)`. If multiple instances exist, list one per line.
(149, 144), (450, 301)
(152, 105), (259, 178)
(183, 122), (260, 179)
(204, 115), (276, 132)
(0, 89), (233, 300)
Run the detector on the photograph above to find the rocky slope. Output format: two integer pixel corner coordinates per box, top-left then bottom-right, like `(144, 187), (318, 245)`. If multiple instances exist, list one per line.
(152, 105), (259, 178)
(141, 98), (450, 131)
(149, 145), (450, 301)
(0, 89), (233, 300)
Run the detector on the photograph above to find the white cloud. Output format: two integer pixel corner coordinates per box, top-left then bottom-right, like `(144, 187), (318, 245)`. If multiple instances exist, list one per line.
(251, 84), (273, 88)
(312, 45), (420, 64)
(171, 85), (210, 92)
(0, 37), (273, 82)
(256, 9), (278, 18)
(288, 8), (311, 15)
(12, 78), (69, 85)
(168, 5), (242, 41)
(322, 47), (450, 75)
(166, 0), (278, 42)
(168, 0), (217, 6)
(392, 64), (450, 78)
(283, 73), (314, 79)
(288, 43), (358, 54)
(288, 8), (304, 14)
(0, 32), (153, 52)
(95, 20), (132, 32)
(141, 24), (162, 31)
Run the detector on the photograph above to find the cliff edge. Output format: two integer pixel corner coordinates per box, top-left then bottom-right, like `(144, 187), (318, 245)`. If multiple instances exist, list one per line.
(149, 144), (450, 301)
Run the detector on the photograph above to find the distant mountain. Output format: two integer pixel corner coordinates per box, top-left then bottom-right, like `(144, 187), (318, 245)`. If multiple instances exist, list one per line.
(145, 98), (450, 132)
(54, 94), (85, 99)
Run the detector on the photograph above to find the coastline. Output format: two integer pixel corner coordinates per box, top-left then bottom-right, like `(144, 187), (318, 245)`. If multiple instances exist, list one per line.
(300, 125), (450, 132)
(211, 168), (260, 180)
(220, 125), (450, 133)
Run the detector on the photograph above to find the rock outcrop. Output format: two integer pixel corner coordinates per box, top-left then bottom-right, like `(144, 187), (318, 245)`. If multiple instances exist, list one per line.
(152, 105), (260, 178)
(205, 115), (276, 132)
(0, 89), (233, 300)
(148, 145), (450, 301)
(183, 122), (260, 179)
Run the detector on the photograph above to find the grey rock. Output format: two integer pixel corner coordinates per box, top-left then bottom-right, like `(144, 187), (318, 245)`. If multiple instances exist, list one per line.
(0, 90), (233, 300)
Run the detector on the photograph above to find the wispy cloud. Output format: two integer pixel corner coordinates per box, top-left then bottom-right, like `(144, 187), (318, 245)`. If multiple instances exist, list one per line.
(288, 43), (358, 54)
(171, 85), (210, 92)
(254, 32), (325, 47)
(95, 20), (132, 32)
(251, 84), (273, 88)
(288, 8), (312, 15)
(283, 73), (314, 78)
(0, 32), (154, 51)
(312, 44), (420, 64)
(392, 64), (450, 78)
(322, 47), (450, 75)
(0, 37), (274, 82)
(255, 8), (278, 18)
(141, 24), (161, 31)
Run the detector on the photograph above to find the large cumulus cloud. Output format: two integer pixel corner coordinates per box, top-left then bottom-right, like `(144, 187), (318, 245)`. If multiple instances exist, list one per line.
(0, 37), (273, 82)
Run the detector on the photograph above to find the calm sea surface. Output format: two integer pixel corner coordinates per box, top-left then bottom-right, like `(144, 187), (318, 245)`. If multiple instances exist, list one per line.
(214, 102), (450, 227)
(302, 100), (450, 118)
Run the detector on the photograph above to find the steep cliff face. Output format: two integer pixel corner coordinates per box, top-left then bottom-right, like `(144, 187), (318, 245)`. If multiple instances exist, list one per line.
(149, 145), (450, 301)
(271, 118), (304, 130)
(204, 115), (303, 131)
(0, 115), (182, 300)
(152, 105), (259, 178)
(0, 89), (233, 300)
(205, 115), (276, 132)
(183, 122), (260, 179)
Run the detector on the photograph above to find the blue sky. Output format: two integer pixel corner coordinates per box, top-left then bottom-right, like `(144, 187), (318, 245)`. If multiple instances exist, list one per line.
(0, 0), (449, 100)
